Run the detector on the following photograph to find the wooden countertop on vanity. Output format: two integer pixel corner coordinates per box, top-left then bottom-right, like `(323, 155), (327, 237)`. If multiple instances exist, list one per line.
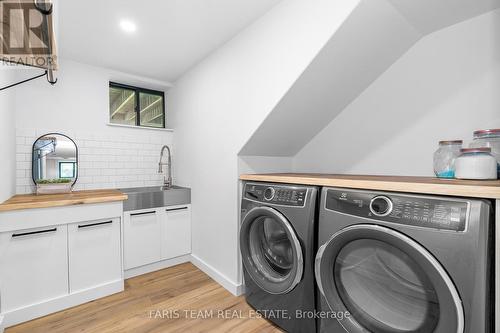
(0, 189), (128, 212)
(240, 173), (500, 199)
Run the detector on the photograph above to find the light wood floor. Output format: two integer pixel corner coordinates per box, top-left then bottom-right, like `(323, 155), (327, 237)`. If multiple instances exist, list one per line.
(6, 263), (282, 333)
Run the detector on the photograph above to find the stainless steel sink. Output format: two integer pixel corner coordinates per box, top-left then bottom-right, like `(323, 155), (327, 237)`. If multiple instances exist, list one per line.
(120, 186), (191, 211)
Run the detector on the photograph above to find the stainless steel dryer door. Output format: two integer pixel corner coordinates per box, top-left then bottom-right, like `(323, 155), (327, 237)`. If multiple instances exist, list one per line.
(315, 224), (464, 333)
(240, 206), (303, 295)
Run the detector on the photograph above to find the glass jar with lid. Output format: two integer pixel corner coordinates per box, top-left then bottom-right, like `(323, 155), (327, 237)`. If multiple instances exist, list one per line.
(433, 140), (463, 178)
(470, 129), (500, 178)
(455, 148), (498, 180)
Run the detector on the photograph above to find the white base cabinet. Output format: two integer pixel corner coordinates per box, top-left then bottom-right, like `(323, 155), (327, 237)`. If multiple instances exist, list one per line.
(124, 210), (162, 270)
(0, 226), (68, 313)
(124, 205), (191, 270)
(68, 218), (122, 293)
(0, 202), (124, 328)
(161, 206), (192, 259)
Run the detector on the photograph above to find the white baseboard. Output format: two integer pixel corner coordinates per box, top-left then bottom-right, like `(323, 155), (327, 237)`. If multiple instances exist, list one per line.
(190, 254), (244, 296)
(124, 255), (191, 279)
(2, 280), (123, 328)
(0, 314), (4, 333)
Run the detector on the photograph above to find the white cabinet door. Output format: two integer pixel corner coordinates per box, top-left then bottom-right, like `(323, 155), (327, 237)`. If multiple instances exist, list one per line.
(124, 210), (161, 269)
(161, 205), (191, 259)
(0, 225), (68, 312)
(68, 219), (122, 293)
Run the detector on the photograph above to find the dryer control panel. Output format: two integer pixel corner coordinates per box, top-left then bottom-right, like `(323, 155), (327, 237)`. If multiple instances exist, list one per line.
(325, 189), (468, 232)
(244, 184), (307, 207)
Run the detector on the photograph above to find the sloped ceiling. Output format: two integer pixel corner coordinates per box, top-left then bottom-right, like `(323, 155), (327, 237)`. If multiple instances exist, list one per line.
(239, 0), (500, 156)
(387, 0), (500, 34)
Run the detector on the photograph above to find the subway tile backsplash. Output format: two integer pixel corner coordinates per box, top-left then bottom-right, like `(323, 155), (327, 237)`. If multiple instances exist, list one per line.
(16, 128), (174, 194)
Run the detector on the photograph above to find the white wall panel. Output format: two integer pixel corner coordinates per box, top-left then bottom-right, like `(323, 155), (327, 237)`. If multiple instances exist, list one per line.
(0, 69), (16, 202)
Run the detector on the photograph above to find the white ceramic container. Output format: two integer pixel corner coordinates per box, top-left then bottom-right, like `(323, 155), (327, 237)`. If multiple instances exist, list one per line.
(470, 129), (500, 178)
(455, 148), (497, 180)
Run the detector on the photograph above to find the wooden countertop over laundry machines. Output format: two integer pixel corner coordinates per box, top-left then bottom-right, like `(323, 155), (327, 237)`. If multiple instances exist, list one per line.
(240, 173), (500, 199)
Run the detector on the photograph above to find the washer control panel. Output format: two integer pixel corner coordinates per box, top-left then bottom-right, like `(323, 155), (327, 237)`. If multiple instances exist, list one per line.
(326, 189), (468, 231)
(245, 184), (307, 207)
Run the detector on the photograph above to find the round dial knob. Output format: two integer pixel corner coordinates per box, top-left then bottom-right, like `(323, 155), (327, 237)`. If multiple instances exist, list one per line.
(264, 187), (275, 201)
(370, 196), (393, 216)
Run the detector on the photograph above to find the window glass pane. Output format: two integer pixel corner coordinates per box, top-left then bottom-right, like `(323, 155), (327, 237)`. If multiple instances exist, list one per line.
(109, 86), (136, 126)
(59, 162), (75, 178)
(139, 92), (164, 128)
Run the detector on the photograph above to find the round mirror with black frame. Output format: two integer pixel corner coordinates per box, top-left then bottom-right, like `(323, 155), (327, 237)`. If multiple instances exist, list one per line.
(32, 133), (78, 194)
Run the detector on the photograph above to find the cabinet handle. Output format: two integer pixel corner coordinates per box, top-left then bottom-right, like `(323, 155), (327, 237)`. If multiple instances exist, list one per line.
(166, 207), (188, 212)
(12, 228), (57, 238)
(78, 221), (113, 229)
(131, 211), (156, 217)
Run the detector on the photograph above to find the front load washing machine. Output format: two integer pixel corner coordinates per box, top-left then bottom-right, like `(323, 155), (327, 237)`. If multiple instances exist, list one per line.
(315, 187), (493, 333)
(240, 182), (318, 333)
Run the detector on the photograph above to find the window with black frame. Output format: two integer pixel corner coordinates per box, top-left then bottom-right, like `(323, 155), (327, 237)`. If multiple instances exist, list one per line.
(59, 162), (76, 179)
(109, 82), (165, 128)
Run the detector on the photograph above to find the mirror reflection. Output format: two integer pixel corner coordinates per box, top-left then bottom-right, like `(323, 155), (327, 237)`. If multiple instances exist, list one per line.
(32, 133), (78, 185)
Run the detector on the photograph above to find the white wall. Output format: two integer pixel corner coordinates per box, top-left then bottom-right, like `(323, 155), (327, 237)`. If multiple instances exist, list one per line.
(294, 10), (500, 175)
(14, 60), (174, 193)
(240, 0), (422, 156)
(0, 69), (16, 202)
(238, 156), (293, 175)
(168, 0), (360, 291)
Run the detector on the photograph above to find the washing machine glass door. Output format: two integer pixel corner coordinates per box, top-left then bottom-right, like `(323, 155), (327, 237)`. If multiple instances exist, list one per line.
(315, 224), (464, 333)
(240, 206), (303, 294)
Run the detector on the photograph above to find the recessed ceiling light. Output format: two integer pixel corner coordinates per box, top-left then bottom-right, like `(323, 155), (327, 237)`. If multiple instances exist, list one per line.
(120, 19), (137, 33)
